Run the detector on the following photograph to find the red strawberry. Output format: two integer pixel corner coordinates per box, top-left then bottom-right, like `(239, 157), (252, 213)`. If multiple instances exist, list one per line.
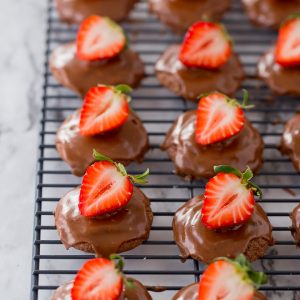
(79, 151), (149, 217)
(71, 258), (123, 300)
(195, 92), (253, 146)
(76, 15), (126, 61)
(201, 165), (262, 230)
(198, 255), (267, 300)
(80, 85), (131, 136)
(275, 15), (300, 67)
(179, 21), (232, 69)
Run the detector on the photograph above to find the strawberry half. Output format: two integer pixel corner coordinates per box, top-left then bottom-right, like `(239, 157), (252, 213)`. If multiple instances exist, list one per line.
(79, 150), (149, 217)
(275, 14), (300, 67)
(195, 91), (252, 146)
(76, 15), (126, 61)
(198, 254), (267, 300)
(72, 255), (135, 300)
(80, 85), (131, 136)
(179, 21), (232, 69)
(201, 165), (262, 230)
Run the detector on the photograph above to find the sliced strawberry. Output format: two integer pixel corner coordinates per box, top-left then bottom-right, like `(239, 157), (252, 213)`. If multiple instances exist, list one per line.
(198, 255), (267, 300)
(179, 21), (232, 69)
(201, 165), (262, 230)
(80, 85), (130, 136)
(71, 257), (123, 300)
(195, 92), (252, 146)
(79, 151), (149, 217)
(275, 15), (300, 67)
(76, 15), (126, 61)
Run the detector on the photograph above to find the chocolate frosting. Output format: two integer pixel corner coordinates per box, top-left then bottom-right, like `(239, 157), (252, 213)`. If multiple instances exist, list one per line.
(149, 0), (231, 33)
(173, 196), (274, 264)
(55, 186), (153, 257)
(242, 0), (300, 28)
(56, 109), (149, 177)
(290, 204), (300, 246)
(55, 0), (138, 24)
(51, 279), (152, 300)
(155, 45), (245, 101)
(50, 43), (145, 97)
(258, 48), (300, 96)
(172, 283), (267, 300)
(280, 114), (300, 172)
(162, 110), (264, 179)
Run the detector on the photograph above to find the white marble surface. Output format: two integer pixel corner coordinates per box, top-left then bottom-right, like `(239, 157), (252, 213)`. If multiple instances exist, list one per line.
(0, 0), (46, 298)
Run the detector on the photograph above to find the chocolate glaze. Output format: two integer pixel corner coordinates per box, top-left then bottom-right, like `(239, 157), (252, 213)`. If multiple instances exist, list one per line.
(173, 196), (274, 264)
(149, 0), (231, 33)
(51, 279), (152, 300)
(55, 0), (138, 24)
(258, 48), (300, 96)
(290, 204), (300, 246)
(172, 283), (267, 300)
(280, 114), (300, 172)
(242, 0), (300, 28)
(162, 110), (264, 179)
(55, 186), (153, 257)
(155, 45), (245, 101)
(50, 42), (145, 98)
(56, 109), (149, 177)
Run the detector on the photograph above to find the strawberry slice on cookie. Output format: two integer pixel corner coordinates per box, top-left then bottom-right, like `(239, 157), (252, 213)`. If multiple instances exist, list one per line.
(179, 21), (232, 69)
(76, 15), (126, 61)
(79, 150), (149, 217)
(198, 254), (267, 300)
(275, 14), (300, 67)
(72, 255), (134, 300)
(195, 90), (253, 146)
(201, 165), (262, 230)
(80, 84), (132, 136)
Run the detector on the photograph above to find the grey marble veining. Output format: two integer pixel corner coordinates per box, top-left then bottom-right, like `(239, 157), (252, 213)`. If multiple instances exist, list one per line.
(0, 0), (46, 298)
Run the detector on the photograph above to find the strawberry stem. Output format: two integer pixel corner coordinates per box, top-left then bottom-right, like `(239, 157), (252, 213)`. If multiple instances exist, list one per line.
(129, 168), (150, 185)
(92, 149), (114, 163)
(215, 254), (267, 289)
(115, 84), (133, 95)
(109, 254), (136, 289)
(214, 165), (263, 198)
(93, 149), (150, 184)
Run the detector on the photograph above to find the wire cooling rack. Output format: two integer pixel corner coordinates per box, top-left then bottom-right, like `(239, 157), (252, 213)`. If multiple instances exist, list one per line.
(31, 0), (300, 299)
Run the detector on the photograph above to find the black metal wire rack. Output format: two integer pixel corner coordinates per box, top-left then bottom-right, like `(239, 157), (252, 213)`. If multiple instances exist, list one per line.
(31, 0), (300, 299)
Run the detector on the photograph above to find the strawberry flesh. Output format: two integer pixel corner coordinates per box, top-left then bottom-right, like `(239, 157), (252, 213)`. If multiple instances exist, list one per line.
(179, 21), (232, 69)
(275, 16), (300, 67)
(195, 93), (245, 146)
(79, 161), (133, 217)
(198, 260), (254, 300)
(201, 172), (255, 229)
(71, 258), (123, 300)
(76, 15), (126, 61)
(80, 86), (129, 136)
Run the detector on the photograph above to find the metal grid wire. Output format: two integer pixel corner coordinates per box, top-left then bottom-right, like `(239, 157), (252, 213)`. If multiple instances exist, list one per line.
(32, 0), (300, 299)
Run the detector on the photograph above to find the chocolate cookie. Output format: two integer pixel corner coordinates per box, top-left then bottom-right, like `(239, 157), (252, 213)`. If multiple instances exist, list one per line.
(155, 45), (244, 101)
(55, 0), (138, 24)
(52, 278), (152, 300)
(280, 114), (300, 172)
(173, 196), (274, 264)
(161, 110), (264, 179)
(172, 283), (267, 300)
(56, 110), (149, 176)
(290, 204), (300, 246)
(149, 0), (231, 33)
(258, 48), (300, 96)
(242, 0), (300, 28)
(55, 186), (153, 257)
(50, 42), (145, 97)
